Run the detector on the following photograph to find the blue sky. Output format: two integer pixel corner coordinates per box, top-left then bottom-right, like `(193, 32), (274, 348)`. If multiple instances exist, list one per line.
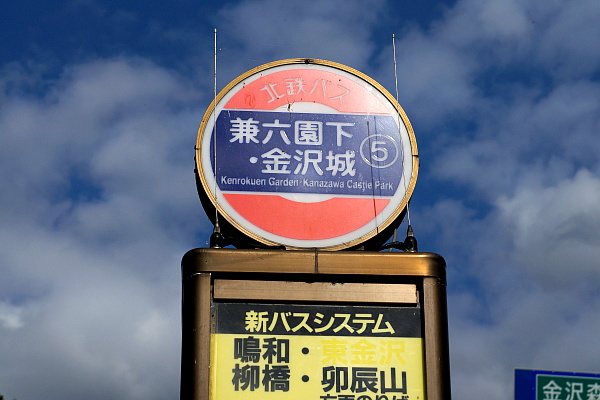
(1, 1), (600, 399)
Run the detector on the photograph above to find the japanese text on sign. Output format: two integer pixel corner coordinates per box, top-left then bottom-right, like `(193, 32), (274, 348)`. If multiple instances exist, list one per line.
(211, 303), (424, 400)
(232, 336), (291, 392)
(213, 111), (402, 197)
(537, 375), (600, 400)
(258, 76), (351, 104)
(245, 311), (395, 335)
(227, 335), (415, 399)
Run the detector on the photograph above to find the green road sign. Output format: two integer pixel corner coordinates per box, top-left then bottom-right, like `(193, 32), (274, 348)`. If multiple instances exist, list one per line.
(537, 374), (600, 400)
(515, 369), (600, 400)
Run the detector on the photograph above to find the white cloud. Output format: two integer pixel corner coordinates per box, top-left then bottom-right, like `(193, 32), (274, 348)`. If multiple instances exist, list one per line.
(390, 32), (477, 129)
(215, 0), (386, 72)
(0, 223), (182, 399)
(429, 72), (600, 203)
(498, 169), (600, 289)
(536, 1), (600, 77)
(0, 301), (23, 330)
(0, 57), (206, 399)
(393, 2), (600, 398)
(441, 0), (531, 44)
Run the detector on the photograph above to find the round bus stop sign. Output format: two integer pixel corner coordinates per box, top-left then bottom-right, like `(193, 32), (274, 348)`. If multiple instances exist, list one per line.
(196, 59), (418, 250)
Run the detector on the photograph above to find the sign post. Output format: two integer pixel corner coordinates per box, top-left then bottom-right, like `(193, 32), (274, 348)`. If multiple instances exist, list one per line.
(180, 250), (450, 400)
(183, 59), (450, 399)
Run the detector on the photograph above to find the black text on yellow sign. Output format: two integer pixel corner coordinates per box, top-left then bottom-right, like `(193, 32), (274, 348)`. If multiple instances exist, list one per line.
(210, 303), (425, 400)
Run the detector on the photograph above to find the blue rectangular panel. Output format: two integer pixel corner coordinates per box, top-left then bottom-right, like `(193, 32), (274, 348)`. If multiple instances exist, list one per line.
(212, 110), (403, 197)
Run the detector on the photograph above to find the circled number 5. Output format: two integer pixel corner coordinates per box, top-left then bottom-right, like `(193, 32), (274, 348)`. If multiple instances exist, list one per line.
(371, 140), (389, 162)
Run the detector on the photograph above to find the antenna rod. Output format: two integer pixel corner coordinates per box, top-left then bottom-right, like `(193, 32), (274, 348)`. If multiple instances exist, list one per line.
(214, 28), (217, 113)
(213, 28), (219, 228)
(392, 33), (412, 228)
(210, 28), (224, 248)
(392, 34), (400, 112)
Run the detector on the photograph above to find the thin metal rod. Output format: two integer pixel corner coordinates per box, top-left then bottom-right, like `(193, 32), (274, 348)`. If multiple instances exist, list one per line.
(213, 28), (220, 228)
(392, 34), (400, 112)
(392, 33), (412, 227)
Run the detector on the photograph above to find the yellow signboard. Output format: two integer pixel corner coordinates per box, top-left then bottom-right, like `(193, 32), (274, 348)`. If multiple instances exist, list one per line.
(210, 303), (425, 400)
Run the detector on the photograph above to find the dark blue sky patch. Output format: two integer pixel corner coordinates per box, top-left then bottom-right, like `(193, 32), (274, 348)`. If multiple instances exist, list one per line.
(64, 165), (104, 203)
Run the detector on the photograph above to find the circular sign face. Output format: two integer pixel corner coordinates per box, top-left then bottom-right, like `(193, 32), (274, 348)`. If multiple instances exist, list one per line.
(196, 59), (418, 250)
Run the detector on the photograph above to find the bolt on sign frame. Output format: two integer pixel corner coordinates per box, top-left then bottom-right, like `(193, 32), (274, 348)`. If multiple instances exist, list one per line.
(180, 249), (451, 400)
